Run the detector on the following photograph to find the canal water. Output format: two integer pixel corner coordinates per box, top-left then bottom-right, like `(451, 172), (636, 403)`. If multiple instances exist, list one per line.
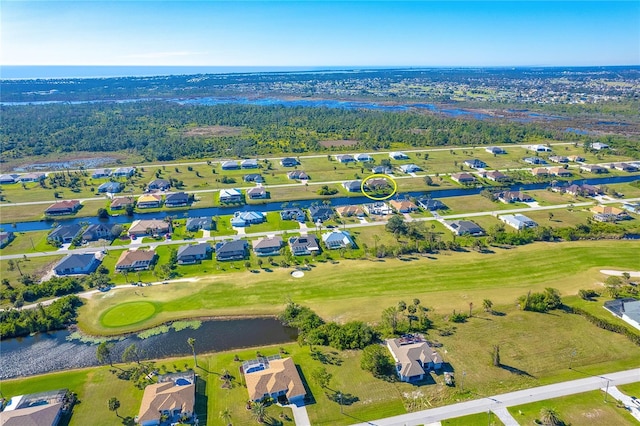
(0, 318), (298, 380)
(2, 175), (638, 232)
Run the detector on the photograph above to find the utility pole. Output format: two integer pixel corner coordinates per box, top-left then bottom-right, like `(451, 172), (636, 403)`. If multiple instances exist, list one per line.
(461, 371), (466, 392)
(604, 379), (610, 402)
(339, 392), (343, 414)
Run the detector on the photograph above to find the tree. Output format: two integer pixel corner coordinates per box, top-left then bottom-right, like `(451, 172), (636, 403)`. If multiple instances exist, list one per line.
(360, 344), (394, 378)
(397, 300), (407, 313)
(424, 175), (433, 186)
(482, 299), (493, 313)
(311, 366), (333, 389)
(381, 306), (400, 334)
(220, 408), (232, 426)
(492, 344), (501, 367)
(539, 408), (563, 426)
(187, 337), (198, 367)
(385, 215), (408, 237)
(251, 401), (266, 423)
(96, 342), (114, 366)
(412, 298), (421, 307)
(122, 343), (140, 364)
(97, 208), (109, 219)
(108, 397), (121, 418)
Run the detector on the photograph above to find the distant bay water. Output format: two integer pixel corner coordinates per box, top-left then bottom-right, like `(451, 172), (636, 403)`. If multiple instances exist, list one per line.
(0, 65), (394, 80)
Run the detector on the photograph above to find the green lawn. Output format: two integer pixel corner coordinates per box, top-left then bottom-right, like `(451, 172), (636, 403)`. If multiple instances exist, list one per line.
(0, 255), (63, 294)
(442, 412), (505, 426)
(618, 382), (640, 398)
(0, 230), (52, 255)
(508, 390), (637, 426)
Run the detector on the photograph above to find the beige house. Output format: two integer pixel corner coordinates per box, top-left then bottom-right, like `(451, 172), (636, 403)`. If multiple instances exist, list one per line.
(243, 357), (306, 404)
(128, 219), (171, 237)
(386, 335), (443, 383)
(115, 249), (156, 271)
(137, 375), (196, 426)
(335, 205), (365, 217)
(389, 199), (418, 213)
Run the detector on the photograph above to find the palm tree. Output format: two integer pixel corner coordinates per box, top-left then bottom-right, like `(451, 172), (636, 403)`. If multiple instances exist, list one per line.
(540, 407), (562, 426)
(108, 397), (121, 418)
(251, 401), (267, 423)
(219, 407), (232, 426)
(187, 338), (197, 367)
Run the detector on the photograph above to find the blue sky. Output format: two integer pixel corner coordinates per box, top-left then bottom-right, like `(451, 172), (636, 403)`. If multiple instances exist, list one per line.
(1, 1), (638, 66)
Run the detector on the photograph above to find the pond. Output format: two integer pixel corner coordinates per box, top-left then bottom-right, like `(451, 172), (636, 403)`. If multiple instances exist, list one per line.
(0, 317), (298, 380)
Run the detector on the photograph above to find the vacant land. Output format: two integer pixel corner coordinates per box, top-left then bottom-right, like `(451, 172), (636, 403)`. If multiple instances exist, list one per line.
(183, 125), (243, 137)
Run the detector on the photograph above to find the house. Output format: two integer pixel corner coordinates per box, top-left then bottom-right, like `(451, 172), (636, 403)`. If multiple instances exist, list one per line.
(137, 194), (162, 209)
(365, 178), (389, 191)
(565, 184), (601, 197)
(243, 173), (264, 183)
(288, 235), (320, 256)
(280, 157), (299, 167)
(415, 197), (447, 211)
(219, 188), (243, 204)
(177, 243), (211, 264)
(603, 298), (640, 331)
(496, 191), (534, 203)
(45, 200), (81, 215)
(0, 174), (20, 184)
(580, 164), (608, 174)
(215, 240), (249, 261)
(485, 146), (506, 155)
(389, 151), (409, 160)
(20, 172), (46, 182)
(523, 157), (546, 165)
(91, 168), (112, 178)
(165, 192), (190, 207)
(97, 181), (123, 193)
(398, 164), (421, 173)
(308, 205), (334, 222)
(231, 211), (265, 227)
(241, 159), (259, 169)
(372, 166), (393, 174)
(128, 219), (171, 237)
(148, 179), (171, 191)
(252, 236), (284, 256)
(568, 155), (585, 162)
(280, 208), (306, 222)
(82, 223), (116, 242)
(110, 196), (136, 210)
(221, 160), (240, 170)
(0, 231), (15, 248)
(247, 186), (267, 199)
(112, 167), (135, 177)
(611, 163), (638, 172)
(243, 356), (306, 404)
(48, 224), (84, 244)
(54, 253), (101, 275)
(342, 180), (362, 192)
(386, 335), (443, 382)
(622, 203), (640, 214)
(322, 230), (355, 249)
(450, 172), (476, 184)
(531, 167), (549, 177)
(483, 170), (510, 182)
(186, 217), (213, 231)
(500, 214), (538, 230)
(0, 389), (69, 426)
(548, 167), (572, 177)
(591, 205), (629, 222)
(335, 154), (355, 163)
(335, 205), (365, 217)
(463, 159), (487, 169)
(591, 142), (610, 150)
(444, 220), (485, 236)
(355, 153), (374, 162)
(287, 170), (309, 180)
(363, 202), (393, 216)
(389, 199), (418, 213)
(116, 249), (156, 271)
(137, 372), (196, 426)
(549, 156), (569, 163)
(529, 144), (552, 152)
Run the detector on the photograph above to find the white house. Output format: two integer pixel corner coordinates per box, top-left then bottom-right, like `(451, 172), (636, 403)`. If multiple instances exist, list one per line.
(499, 214), (538, 230)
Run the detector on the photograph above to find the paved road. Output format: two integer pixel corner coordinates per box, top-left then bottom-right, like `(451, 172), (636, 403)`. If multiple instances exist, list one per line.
(604, 385), (640, 422)
(2, 196), (639, 262)
(351, 368), (640, 426)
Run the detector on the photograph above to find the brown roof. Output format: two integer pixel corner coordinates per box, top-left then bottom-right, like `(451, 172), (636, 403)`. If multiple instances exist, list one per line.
(451, 172), (475, 181)
(244, 357), (306, 401)
(531, 167), (549, 175)
(46, 200), (80, 210)
(128, 219), (170, 235)
(137, 381), (195, 424)
(335, 205), (364, 216)
(110, 197), (135, 208)
(0, 402), (62, 426)
(591, 205), (624, 216)
(389, 200), (417, 211)
(116, 250), (156, 268)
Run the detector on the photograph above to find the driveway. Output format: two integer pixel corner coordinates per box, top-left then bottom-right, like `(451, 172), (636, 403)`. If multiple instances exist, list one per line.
(285, 403), (311, 426)
(603, 386), (640, 422)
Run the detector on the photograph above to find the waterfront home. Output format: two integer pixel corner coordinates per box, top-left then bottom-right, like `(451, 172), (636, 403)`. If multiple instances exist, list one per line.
(280, 208), (306, 222)
(45, 200), (81, 215)
(0, 231), (15, 248)
(363, 202), (393, 216)
(82, 223), (116, 242)
(450, 172), (476, 184)
(186, 217), (214, 231)
(531, 167), (549, 177)
(415, 197), (447, 211)
(342, 180), (362, 192)
(389, 199), (418, 213)
(128, 219), (171, 237)
(308, 205), (334, 222)
(335, 205), (365, 217)
(483, 170), (510, 182)
(0, 388), (70, 426)
(137, 194), (162, 209)
(219, 188), (243, 204)
(231, 211), (265, 227)
(48, 224), (84, 244)
(246, 186), (267, 199)
(548, 167), (572, 177)
(165, 192), (190, 207)
(243, 356), (306, 404)
(496, 191), (534, 203)
(136, 372), (196, 426)
(580, 164), (608, 174)
(110, 196), (136, 210)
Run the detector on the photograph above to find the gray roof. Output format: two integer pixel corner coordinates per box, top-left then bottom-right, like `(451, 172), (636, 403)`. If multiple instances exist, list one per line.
(252, 236), (284, 250)
(186, 217), (211, 228)
(55, 253), (98, 270)
(216, 239), (248, 254)
(177, 243), (210, 258)
(49, 224), (83, 241)
(447, 220), (485, 235)
(166, 192), (189, 203)
(308, 205), (334, 220)
(289, 235), (319, 251)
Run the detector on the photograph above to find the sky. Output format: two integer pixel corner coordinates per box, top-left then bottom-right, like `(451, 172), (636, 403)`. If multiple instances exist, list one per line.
(1, 1), (639, 67)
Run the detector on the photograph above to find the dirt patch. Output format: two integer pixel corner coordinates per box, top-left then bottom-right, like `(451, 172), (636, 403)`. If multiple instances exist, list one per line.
(184, 125), (243, 137)
(319, 139), (359, 148)
(583, 409), (605, 419)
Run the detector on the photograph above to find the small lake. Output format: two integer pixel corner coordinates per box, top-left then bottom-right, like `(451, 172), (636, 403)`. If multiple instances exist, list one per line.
(2, 175), (638, 232)
(0, 317), (298, 380)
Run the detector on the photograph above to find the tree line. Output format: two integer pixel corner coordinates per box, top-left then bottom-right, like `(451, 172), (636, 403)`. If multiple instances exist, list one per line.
(0, 295), (82, 339)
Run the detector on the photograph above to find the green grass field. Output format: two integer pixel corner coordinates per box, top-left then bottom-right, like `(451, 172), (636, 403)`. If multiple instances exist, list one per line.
(442, 412), (505, 426)
(507, 390), (637, 425)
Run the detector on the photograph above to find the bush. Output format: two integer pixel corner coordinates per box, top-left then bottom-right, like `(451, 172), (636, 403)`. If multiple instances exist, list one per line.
(360, 344), (394, 378)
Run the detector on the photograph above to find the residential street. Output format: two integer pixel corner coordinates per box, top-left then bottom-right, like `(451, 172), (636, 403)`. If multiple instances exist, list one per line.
(350, 368), (640, 426)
